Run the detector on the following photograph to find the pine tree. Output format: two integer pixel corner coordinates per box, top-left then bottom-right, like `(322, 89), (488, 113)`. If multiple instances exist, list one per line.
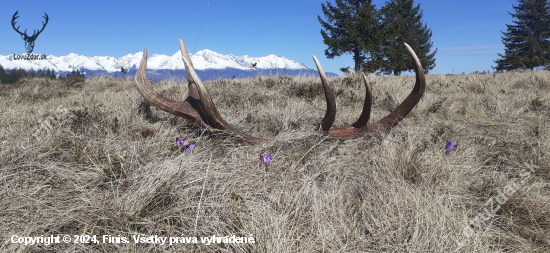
(494, 0), (550, 71)
(18, 68), (27, 81)
(29, 68), (36, 78)
(379, 0), (437, 76)
(6, 68), (26, 84)
(0, 65), (6, 84)
(5, 69), (13, 84)
(318, 0), (383, 72)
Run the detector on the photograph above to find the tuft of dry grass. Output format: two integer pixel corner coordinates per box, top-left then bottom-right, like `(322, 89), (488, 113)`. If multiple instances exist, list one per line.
(0, 71), (549, 252)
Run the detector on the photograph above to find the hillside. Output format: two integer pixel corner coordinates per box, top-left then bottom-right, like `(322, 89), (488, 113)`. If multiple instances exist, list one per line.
(0, 71), (548, 252)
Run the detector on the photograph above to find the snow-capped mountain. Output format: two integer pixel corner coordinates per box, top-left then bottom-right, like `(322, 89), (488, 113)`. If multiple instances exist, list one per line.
(0, 50), (337, 81)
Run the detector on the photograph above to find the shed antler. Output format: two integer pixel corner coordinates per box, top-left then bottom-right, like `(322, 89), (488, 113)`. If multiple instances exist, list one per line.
(135, 40), (266, 144)
(134, 40), (425, 145)
(317, 42), (425, 138)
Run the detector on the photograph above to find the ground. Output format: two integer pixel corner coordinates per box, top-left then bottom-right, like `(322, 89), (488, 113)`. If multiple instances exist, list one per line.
(0, 70), (549, 252)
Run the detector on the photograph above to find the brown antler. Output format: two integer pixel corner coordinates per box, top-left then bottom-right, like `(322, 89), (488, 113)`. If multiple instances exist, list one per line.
(134, 40), (266, 144)
(134, 40), (425, 145)
(319, 42), (425, 138)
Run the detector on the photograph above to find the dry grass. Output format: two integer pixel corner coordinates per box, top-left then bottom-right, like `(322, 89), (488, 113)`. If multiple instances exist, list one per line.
(0, 71), (549, 252)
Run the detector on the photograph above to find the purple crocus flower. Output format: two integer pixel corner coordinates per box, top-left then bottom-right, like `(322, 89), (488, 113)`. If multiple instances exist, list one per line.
(176, 137), (189, 148)
(176, 137), (196, 152)
(421, 94), (425, 100)
(260, 154), (271, 168)
(185, 143), (196, 153)
(445, 141), (457, 155)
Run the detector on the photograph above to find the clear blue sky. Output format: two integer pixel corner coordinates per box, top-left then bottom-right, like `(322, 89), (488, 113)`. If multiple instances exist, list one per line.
(0, 0), (520, 75)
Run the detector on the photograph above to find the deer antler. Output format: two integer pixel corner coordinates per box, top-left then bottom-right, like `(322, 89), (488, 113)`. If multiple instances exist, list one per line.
(319, 42), (425, 138)
(134, 40), (266, 144)
(134, 40), (425, 145)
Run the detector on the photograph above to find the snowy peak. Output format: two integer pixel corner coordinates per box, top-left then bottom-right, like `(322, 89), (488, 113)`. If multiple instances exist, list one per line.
(0, 49), (338, 81)
(147, 49), (310, 71)
(0, 49), (311, 73)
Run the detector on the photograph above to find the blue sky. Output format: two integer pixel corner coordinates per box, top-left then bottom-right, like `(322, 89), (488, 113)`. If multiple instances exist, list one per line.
(0, 0), (521, 75)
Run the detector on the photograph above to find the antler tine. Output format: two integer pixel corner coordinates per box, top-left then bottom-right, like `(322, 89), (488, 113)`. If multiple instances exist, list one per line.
(376, 42), (425, 130)
(351, 73), (372, 128)
(312, 55), (336, 132)
(178, 39), (227, 129)
(178, 40), (201, 102)
(179, 41), (195, 85)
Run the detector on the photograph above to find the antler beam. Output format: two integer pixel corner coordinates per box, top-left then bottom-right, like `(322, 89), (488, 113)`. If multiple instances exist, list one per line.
(134, 40), (425, 145)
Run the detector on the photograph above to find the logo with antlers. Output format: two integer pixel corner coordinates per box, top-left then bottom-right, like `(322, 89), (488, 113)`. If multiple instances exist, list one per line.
(11, 10), (49, 54)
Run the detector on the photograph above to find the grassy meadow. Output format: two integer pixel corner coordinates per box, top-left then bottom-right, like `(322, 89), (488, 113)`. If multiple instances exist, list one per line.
(0, 70), (549, 252)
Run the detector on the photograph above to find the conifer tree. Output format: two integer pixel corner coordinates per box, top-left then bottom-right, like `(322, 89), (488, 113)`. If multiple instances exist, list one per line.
(318, 0), (383, 72)
(0, 65), (6, 84)
(494, 0), (550, 71)
(18, 68), (27, 80)
(379, 0), (436, 75)
(5, 69), (13, 84)
(29, 68), (36, 78)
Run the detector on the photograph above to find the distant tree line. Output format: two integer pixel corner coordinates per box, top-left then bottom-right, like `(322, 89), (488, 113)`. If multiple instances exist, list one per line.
(64, 69), (86, 80)
(0, 65), (85, 84)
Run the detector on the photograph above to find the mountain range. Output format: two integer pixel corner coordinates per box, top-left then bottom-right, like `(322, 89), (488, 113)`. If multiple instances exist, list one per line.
(0, 50), (338, 81)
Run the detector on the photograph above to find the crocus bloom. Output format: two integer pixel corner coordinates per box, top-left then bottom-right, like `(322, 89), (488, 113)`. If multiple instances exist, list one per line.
(445, 141), (457, 155)
(421, 94), (425, 100)
(176, 138), (189, 148)
(260, 154), (271, 168)
(176, 137), (195, 152)
(185, 143), (196, 153)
